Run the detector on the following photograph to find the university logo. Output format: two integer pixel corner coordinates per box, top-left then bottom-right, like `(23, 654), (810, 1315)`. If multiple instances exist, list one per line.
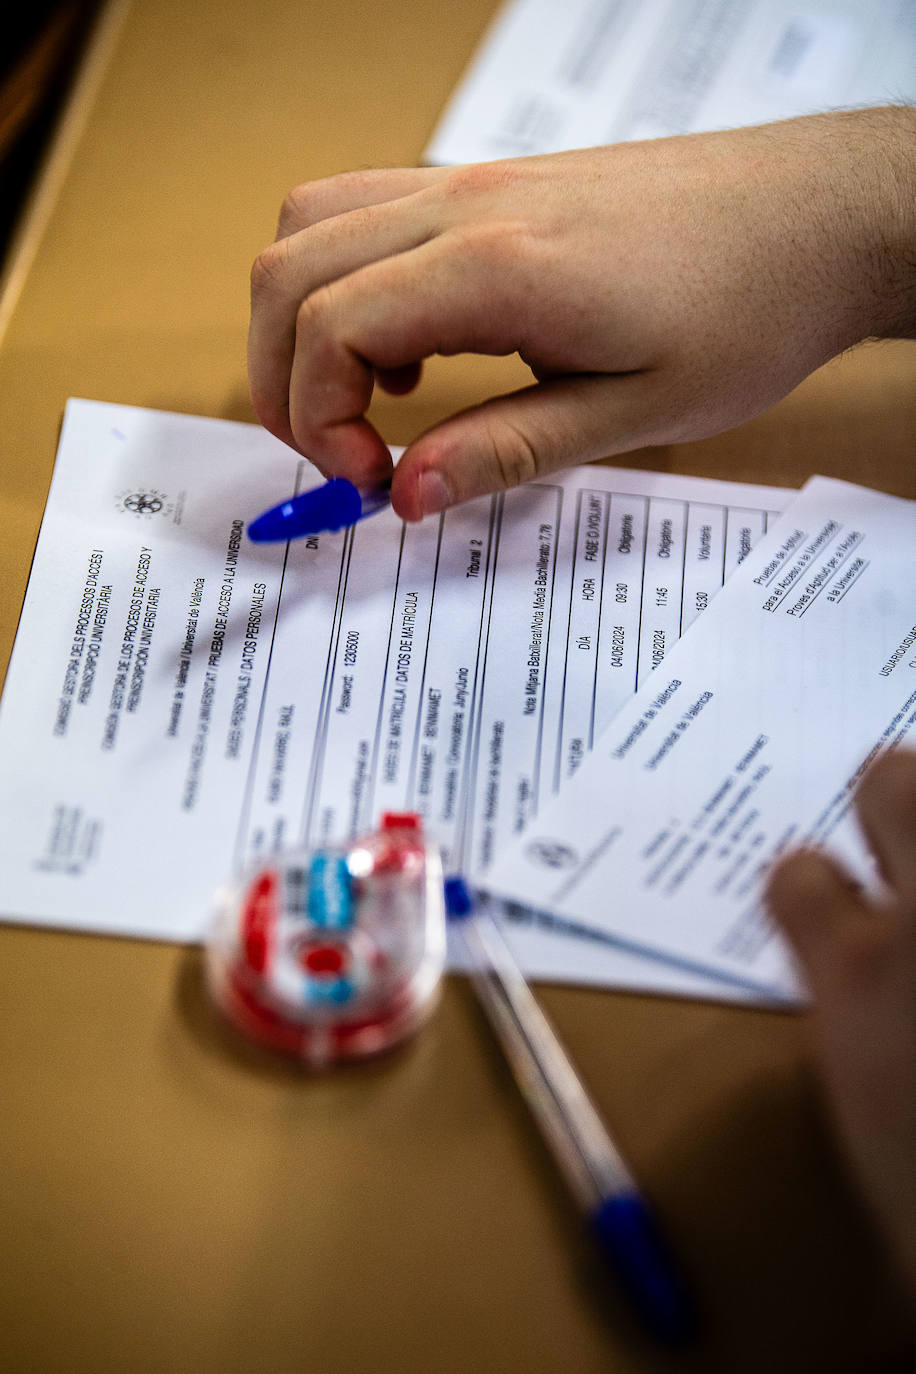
(114, 487), (174, 520)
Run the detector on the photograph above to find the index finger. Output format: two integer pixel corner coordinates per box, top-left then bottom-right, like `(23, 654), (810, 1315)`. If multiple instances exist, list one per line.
(274, 166), (449, 238)
(248, 168), (449, 451)
(284, 228), (534, 482)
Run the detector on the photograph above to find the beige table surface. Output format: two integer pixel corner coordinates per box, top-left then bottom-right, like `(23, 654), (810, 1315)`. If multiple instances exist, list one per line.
(1, 3), (914, 1371)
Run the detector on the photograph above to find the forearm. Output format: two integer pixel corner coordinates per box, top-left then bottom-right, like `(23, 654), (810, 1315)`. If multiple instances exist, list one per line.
(780, 106), (916, 346)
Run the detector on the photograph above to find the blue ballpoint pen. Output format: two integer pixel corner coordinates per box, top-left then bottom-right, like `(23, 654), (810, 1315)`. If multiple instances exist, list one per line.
(248, 477), (391, 542)
(443, 876), (695, 1346)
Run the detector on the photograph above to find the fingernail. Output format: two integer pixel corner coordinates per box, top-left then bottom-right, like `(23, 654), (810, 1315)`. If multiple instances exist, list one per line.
(418, 469), (452, 518)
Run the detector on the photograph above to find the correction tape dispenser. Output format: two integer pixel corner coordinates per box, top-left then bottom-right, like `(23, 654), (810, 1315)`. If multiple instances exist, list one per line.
(205, 813), (446, 1067)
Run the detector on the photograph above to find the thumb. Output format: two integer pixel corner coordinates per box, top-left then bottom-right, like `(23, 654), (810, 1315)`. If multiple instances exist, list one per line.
(764, 849), (868, 1001)
(390, 372), (660, 522)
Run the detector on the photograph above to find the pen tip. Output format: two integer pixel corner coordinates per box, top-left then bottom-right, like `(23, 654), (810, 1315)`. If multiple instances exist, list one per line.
(444, 875), (474, 920)
(590, 1193), (696, 1346)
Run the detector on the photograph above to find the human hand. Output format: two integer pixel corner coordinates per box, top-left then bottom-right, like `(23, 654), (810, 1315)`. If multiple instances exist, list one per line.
(248, 107), (915, 522)
(765, 748), (916, 1299)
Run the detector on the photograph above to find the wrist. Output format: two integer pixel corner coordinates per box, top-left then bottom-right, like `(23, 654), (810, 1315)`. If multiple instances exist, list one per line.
(816, 106), (916, 345)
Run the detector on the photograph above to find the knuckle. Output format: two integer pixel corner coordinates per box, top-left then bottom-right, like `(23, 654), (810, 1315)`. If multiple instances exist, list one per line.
(247, 382), (291, 444)
(278, 184), (314, 232)
(294, 285), (329, 338)
(444, 160), (518, 199)
(278, 170), (380, 233)
(294, 286), (345, 371)
(250, 238), (290, 297)
(486, 418), (540, 491)
(278, 175), (347, 231)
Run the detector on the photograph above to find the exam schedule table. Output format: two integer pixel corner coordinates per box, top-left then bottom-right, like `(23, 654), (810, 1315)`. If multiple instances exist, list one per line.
(1, 2), (915, 1373)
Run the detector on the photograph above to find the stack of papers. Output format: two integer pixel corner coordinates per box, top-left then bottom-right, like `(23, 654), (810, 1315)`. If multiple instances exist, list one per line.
(485, 476), (916, 999)
(425, 0), (916, 165)
(0, 400), (913, 1004)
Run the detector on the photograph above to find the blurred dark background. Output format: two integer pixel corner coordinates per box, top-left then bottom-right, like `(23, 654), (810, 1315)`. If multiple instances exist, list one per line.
(1, 2), (102, 261)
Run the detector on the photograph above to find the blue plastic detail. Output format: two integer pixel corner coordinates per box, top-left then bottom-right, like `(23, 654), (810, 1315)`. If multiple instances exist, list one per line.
(589, 1192), (695, 1346)
(304, 974), (354, 1005)
(443, 875), (474, 920)
(307, 854), (354, 929)
(247, 477), (364, 541)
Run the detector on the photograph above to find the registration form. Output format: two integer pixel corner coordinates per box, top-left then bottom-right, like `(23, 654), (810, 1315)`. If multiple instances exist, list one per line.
(425, 0), (916, 165)
(0, 400), (787, 995)
(485, 476), (916, 997)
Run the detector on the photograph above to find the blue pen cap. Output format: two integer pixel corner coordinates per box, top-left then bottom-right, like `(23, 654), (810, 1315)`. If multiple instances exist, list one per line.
(589, 1192), (695, 1346)
(289, 478), (365, 530)
(247, 477), (365, 541)
(303, 477), (364, 531)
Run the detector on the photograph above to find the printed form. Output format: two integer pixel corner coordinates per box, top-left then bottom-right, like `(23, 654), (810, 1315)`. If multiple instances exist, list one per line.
(0, 400), (786, 996)
(425, 0), (916, 165)
(484, 476), (916, 998)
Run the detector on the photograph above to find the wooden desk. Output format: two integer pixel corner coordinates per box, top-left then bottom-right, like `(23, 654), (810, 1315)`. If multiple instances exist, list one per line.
(1, 3), (914, 1371)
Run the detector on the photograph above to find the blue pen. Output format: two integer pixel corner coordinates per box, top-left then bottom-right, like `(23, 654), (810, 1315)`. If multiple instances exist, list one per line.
(444, 877), (695, 1346)
(248, 477), (391, 542)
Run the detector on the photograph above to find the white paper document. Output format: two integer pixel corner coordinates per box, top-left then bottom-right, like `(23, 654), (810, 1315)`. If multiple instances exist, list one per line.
(484, 476), (916, 998)
(0, 399), (787, 998)
(425, 0), (916, 165)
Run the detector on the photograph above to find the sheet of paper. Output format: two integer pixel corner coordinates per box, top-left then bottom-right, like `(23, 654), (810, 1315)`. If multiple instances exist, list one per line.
(484, 476), (916, 997)
(425, 0), (916, 165)
(0, 399), (786, 998)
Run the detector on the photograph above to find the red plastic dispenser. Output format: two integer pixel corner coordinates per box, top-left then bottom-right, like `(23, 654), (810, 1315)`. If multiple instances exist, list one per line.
(206, 814), (446, 1066)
